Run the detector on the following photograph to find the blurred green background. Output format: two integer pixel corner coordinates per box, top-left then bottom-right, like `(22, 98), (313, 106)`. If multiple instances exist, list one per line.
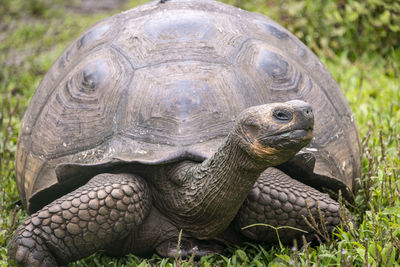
(1, 0), (399, 266)
(232, 0), (400, 60)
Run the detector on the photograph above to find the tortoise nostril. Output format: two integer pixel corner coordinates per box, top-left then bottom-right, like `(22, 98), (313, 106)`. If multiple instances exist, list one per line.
(303, 107), (313, 119)
(302, 107), (314, 129)
(273, 109), (292, 122)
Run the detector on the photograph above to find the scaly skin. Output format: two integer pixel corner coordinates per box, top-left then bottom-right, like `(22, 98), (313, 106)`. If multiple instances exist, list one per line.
(235, 167), (341, 243)
(9, 101), (315, 265)
(8, 173), (151, 266)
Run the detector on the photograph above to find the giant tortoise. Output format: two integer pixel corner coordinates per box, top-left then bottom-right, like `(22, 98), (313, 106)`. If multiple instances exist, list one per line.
(8, 0), (360, 265)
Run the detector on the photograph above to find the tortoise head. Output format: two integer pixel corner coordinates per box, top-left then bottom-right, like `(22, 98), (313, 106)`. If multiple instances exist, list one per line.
(232, 100), (314, 166)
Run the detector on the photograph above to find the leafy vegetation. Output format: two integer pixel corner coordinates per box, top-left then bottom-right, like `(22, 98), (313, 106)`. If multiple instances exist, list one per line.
(1, 0), (399, 266)
(227, 0), (400, 60)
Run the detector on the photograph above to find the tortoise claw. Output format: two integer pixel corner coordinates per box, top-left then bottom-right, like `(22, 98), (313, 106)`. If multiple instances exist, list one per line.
(8, 233), (57, 267)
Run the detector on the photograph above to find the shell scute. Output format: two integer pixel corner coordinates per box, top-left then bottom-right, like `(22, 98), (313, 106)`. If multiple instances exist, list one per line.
(20, 19), (122, 137)
(120, 61), (243, 146)
(30, 49), (132, 159)
(113, 9), (246, 67)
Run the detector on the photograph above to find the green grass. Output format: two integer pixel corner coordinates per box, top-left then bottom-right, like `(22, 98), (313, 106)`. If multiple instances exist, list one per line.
(1, 0), (399, 266)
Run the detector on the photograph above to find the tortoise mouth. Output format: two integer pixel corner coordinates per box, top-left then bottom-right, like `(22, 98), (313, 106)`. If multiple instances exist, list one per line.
(257, 128), (313, 150)
(271, 128), (313, 140)
(288, 129), (313, 140)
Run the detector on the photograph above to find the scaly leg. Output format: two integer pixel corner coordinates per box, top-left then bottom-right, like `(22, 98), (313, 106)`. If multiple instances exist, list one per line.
(235, 167), (341, 244)
(8, 173), (151, 266)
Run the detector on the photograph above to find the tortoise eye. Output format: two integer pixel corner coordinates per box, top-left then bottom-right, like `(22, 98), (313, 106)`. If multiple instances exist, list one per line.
(273, 108), (292, 122)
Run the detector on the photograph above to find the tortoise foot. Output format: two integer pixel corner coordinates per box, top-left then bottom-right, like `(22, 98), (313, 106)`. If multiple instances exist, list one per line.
(8, 227), (57, 267)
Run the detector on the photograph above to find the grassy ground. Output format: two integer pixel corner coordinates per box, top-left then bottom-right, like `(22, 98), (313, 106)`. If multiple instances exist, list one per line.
(1, 0), (399, 266)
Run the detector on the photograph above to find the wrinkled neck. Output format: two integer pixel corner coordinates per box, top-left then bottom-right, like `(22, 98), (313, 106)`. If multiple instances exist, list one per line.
(158, 135), (268, 239)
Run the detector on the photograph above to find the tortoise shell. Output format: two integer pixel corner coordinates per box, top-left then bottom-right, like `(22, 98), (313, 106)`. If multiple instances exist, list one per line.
(16, 0), (360, 213)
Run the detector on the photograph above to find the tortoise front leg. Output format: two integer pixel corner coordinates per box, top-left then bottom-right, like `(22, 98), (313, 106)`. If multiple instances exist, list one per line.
(8, 173), (151, 266)
(235, 167), (342, 244)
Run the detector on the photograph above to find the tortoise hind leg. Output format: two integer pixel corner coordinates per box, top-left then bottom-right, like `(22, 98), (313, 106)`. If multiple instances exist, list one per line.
(235, 167), (342, 244)
(8, 173), (151, 266)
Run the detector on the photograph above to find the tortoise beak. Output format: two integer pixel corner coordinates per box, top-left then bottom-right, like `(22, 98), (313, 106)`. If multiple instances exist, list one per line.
(287, 100), (314, 131)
